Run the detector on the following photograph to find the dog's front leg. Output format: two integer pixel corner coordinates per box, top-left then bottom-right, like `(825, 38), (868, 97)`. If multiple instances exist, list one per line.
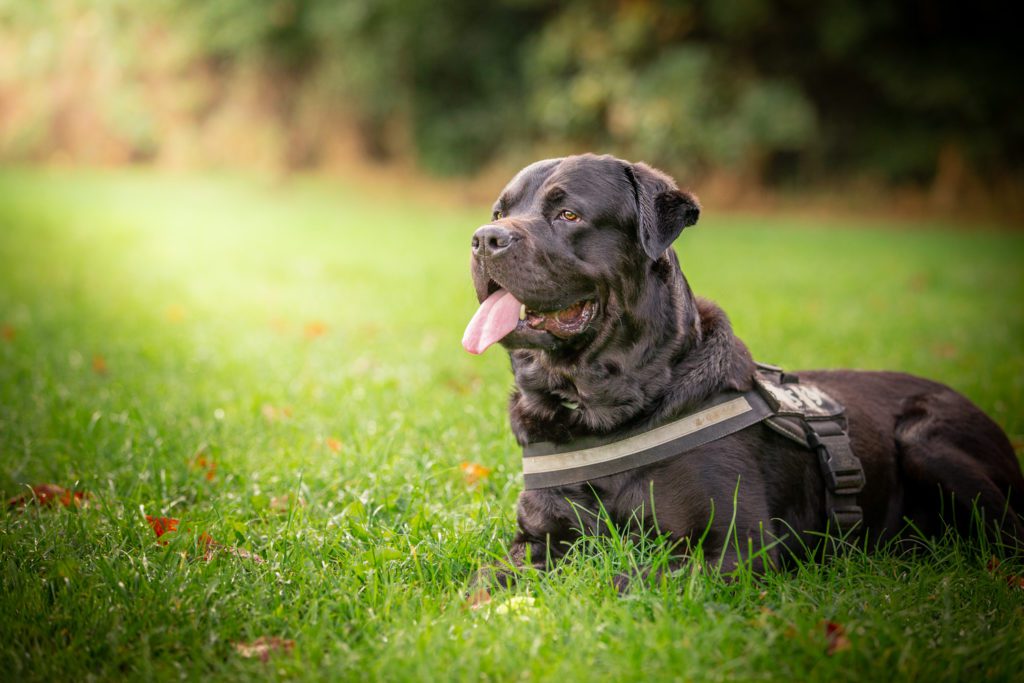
(475, 489), (597, 589)
(472, 527), (578, 590)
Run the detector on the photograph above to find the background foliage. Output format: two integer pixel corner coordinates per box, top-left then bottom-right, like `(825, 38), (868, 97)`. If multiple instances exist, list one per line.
(1, 0), (1021, 194)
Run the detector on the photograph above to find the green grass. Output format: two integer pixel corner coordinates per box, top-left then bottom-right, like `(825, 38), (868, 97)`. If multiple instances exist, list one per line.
(1, 167), (1023, 681)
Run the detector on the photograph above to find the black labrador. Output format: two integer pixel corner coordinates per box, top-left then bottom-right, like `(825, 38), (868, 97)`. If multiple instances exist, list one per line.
(462, 153), (1023, 579)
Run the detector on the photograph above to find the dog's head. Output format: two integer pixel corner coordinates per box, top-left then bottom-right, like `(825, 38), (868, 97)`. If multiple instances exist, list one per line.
(462, 154), (700, 356)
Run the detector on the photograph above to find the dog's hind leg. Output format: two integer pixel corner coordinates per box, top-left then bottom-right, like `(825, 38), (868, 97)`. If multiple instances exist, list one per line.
(895, 390), (1024, 549)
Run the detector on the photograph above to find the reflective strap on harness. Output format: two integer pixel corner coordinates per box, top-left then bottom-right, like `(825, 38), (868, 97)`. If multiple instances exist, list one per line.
(520, 364), (868, 535)
(521, 390), (774, 490)
(805, 419), (865, 533)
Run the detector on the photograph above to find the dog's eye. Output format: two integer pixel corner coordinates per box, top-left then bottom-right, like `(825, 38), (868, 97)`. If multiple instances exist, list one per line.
(559, 210), (581, 222)
(492, 209), (505, 220)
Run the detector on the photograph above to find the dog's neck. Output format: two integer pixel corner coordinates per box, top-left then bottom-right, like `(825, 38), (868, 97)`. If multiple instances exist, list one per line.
(508, 255), (756, 445)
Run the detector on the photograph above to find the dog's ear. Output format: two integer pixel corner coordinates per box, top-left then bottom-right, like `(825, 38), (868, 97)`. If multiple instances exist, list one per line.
(625, 162), (700, 260)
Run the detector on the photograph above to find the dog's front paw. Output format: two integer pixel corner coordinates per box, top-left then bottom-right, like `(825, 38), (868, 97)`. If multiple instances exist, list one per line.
(612, 571), (635, 594)
(470, 566), (520, 592)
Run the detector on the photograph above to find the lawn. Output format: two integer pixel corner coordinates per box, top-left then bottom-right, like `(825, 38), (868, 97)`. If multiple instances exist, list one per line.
(1, 167), (1023, 681)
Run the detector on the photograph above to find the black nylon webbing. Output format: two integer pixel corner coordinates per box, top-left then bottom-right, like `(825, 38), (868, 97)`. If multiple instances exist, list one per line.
(522, 390), (774, 489)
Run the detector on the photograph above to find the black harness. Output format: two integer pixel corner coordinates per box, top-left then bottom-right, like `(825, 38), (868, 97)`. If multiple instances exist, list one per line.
(522, 362), (866, 533)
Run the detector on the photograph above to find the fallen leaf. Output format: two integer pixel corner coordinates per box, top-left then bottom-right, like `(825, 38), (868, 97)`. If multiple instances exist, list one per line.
(907, 272), (931, 292)
(145, 515), (180, 541)
(200, 535), (264, 563)
(270, 494), (304, 513)
(985, 554), (1024, 589)
(822, 620), (852, 655)
(303, 320), (327, 339)
(1, 324), (13, 341)
(233, 636), (295, 662)
(7, 484), (89, 509)
(189, 450), (217, 482)
(144, 515), (263, 562)
(444, 375), (481, 396)
(460, 462), (492, 486)
(261, 404), (293, 422)
(748, 605), (778, 628)
(465, 588), (492, 610)
(92, 354), (108, 375)
(325, 437), (343, 453)
(165, 304), (187, 323)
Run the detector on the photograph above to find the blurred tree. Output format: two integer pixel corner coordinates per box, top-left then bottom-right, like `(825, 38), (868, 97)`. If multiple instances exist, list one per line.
(1, 0), (1020, 191)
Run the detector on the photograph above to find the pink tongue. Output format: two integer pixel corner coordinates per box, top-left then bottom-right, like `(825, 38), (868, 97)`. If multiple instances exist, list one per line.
(462, 288), (523, 355)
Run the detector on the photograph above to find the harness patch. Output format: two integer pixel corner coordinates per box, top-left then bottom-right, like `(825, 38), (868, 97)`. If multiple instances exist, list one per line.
(755, 373), (844, 419)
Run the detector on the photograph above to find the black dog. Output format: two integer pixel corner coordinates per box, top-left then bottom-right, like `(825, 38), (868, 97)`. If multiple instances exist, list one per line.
(462, 153), (1024, 578)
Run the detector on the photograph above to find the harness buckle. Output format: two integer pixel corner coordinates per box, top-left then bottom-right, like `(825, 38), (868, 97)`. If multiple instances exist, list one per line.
(806, 420), (865, 534)
(809, 432), (865, 494)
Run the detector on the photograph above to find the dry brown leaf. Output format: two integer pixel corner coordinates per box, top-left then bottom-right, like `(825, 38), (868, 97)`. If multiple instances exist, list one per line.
(985, 554), (1024, 589)
(144, 515), (263, 563)
(270, 494), (304, 513)
(823, 620), (852, 655)
(303, 320), (327, 339)
(7, 484), (89, 509)
(204, 541), (264, 564)
(233, 636), (295, 662)
(145, 515), (180, 541)
(224, 545), (264, 563)
(189, 450), (217, 482)
(907, 272), (931, 292)
(166, 304), (187, 323)
(261, 404), (293, 422)
(465, 588), (492, 610)
(444, 375), (482, 396)
(460, 462), (492, 486)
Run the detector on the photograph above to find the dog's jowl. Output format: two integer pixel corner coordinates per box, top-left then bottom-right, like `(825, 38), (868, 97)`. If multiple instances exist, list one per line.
(463, 153), (1023, 579)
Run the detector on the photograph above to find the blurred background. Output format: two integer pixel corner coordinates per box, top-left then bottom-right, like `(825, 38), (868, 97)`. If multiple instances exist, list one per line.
(1, 0), (1022, 218)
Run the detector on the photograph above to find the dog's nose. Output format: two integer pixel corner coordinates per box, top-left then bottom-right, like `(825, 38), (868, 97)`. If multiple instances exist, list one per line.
(472, 225), (515, 258)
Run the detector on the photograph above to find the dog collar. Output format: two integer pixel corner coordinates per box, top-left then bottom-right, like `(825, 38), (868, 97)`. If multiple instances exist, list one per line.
(522, 390), (774, 489)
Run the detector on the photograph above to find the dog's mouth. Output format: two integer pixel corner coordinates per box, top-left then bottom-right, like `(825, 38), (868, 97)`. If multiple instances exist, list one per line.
(462, 282), (597, 355)
(523, 299), (597, 339)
